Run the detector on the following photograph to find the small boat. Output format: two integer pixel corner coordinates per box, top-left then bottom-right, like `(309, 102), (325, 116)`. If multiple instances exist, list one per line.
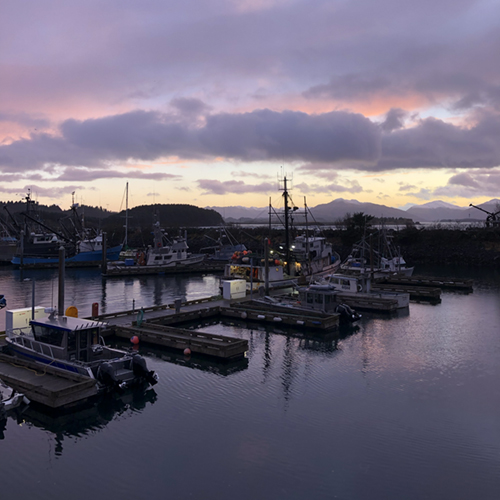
(0, 380), (29, 414)
(5, 309), (158, 391)
(254, 294), (362, 324)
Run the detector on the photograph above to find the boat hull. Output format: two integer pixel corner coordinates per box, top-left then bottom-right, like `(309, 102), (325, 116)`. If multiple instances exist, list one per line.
(11, 245), (123, 267)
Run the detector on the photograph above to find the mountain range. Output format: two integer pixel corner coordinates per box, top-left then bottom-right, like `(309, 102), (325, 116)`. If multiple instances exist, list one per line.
(207, 199), (500, 224)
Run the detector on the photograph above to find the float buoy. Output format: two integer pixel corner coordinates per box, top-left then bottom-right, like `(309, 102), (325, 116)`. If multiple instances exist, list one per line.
(130, 335), (140, 345)
(183, 348), (191, 356)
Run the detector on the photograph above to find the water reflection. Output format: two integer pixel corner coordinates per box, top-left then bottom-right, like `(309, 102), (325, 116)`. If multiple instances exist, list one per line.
(0, 268), (220, 330)
(113, 339), (250, 376)
(5, 387), (157, 455)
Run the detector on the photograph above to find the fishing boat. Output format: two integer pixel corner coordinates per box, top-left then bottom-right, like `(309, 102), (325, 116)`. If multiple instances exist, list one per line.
(109, 215), (204, 272)
(310, 272), (410, 310)
(7, 192), (122, 267)
(290, 233), (340, 276)
(269, 175), (340, 278)
(0, 219), (18, 263)
(340, 227), (414, 278)
(5, 309), (158, 391)
(253, 294), (362, 324)
(201, 227), (247, 262)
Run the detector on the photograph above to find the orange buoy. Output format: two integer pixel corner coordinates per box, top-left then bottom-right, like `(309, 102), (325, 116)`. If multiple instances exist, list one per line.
(130, 335), (140, 345)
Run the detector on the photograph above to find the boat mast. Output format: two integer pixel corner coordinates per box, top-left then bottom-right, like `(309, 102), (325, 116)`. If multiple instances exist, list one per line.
(120, 182), (130, 248)
(282, 176), (290, 275)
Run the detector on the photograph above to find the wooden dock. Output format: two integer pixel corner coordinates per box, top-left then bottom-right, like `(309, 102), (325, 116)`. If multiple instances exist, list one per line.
(371, 284), (442, 304)
(0, 352), (98, 408)
(221, 303), (339, 330)
(112, 323), (249, 359)
(334, 293), (400, 312)
(376, 275), (473, 291)
(102, 261), (225, 277)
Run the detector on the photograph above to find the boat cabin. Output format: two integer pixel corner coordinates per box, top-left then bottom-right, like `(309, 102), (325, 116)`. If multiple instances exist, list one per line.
(322, 273), (372, 293)
(298, 287), (340, 313)
(29, 315), (104, 363)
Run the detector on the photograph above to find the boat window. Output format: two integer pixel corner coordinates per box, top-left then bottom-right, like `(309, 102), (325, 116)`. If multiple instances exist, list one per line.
(306, 293), (313, 304)
(314, 293), (323, 304)
(32, 325), (65, 347)
(79, 330), (89, 362)
(342, 279), (350, 287)
(67, 331), (76, 353)
(325, 295), (330, 304)
(154, 256), (162, 261)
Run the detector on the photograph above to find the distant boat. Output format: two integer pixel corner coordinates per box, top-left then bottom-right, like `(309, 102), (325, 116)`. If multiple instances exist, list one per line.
(10, 194), (122, 268)
(269, 175), (340, 278)
(108, 214), (204, 272)
(201, 226), (247, 262)
(340, 227), (414, 278)
(11, 236), (122, 267)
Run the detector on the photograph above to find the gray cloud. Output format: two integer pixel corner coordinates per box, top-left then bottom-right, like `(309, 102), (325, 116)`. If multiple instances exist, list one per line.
(294, 180), (363, 194)
(197, 179), (275, 195)
(0, 108), (381, 173)
(55, 167), (179, 182)
(374, 113), (500, 171)
(0, 184), (82, 199)
(0, 112), (50, 130)
(380, 109), (408, 132)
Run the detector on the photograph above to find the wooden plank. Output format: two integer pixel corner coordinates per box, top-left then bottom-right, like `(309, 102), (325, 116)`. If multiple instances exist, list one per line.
(0, 353), (98, 408)
(114, 325), (248, 359)
(377, 275), (473, 291)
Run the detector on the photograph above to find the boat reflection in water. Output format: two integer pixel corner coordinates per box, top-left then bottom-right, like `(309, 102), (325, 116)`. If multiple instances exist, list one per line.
(9, 386), (157, 454)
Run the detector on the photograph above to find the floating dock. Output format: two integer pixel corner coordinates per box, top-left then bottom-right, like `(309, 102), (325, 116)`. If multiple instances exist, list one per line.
(112, 323), (248, 359)
(333, 293), (400, 312)
(376, 275), (473, 292)
(102, 261), (225, 277)
(0, 352), (98, 408)
(371, 283), (442, 304)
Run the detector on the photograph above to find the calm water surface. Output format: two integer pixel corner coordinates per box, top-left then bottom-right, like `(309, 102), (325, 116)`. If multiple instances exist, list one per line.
(0, 266), (499, 500)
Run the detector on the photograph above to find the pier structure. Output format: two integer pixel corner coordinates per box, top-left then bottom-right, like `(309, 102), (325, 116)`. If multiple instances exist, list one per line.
(0, 353), (98, 408)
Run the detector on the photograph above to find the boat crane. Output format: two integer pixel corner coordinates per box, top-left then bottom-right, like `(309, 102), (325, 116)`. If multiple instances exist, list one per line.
(469, 203), (500, 227)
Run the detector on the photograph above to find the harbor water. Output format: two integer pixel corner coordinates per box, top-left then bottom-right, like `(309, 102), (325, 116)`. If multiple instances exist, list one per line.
(0, 266), (499, 500)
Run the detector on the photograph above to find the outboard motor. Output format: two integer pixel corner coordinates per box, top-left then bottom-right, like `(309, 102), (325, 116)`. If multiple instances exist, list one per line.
(336, 303), (362, 323)
(132, 354), (159, 386)
(97, 362), (120, 387)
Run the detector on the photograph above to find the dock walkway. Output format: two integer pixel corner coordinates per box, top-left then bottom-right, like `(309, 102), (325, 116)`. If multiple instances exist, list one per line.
(0, 353), (98, 408)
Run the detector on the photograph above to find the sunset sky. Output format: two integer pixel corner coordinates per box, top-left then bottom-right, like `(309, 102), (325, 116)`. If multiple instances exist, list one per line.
(2, 0), (500, 212)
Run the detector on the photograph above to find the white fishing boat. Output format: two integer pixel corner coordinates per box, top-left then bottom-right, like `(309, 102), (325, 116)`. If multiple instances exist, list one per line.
(340, 227), (414, 278)
(111, 215), (204, 271)
(290, 233), (340, 276)
(5, 309), (158, 391)
(312, 272), (410, 309)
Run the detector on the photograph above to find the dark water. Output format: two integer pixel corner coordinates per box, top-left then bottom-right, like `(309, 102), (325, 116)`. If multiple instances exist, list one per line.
(1, 266), (499, 500)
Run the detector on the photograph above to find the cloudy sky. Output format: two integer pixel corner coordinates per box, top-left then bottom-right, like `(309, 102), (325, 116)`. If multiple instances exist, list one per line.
(2, 0), (500, 211)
